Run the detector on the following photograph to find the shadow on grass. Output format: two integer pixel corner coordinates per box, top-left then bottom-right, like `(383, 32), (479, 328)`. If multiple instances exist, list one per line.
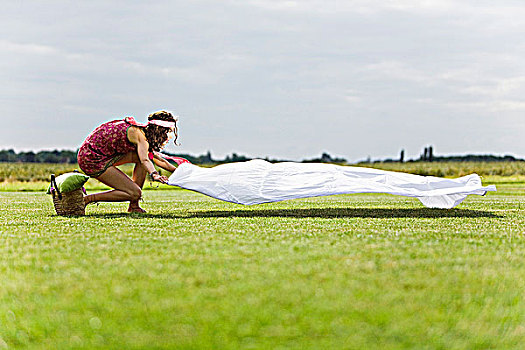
(88, 207), (499, 219)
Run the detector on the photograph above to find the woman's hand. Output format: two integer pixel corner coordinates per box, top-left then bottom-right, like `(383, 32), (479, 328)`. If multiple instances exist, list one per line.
(151, 172), (169, 184)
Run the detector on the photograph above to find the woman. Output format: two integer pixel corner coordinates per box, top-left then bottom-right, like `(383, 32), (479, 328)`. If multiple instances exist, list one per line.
(78, 110), (178, 213)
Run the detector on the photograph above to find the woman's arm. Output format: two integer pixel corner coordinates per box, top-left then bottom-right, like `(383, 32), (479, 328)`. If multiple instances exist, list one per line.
(127, 127), (169, 183)
(152, 152), (177, 172)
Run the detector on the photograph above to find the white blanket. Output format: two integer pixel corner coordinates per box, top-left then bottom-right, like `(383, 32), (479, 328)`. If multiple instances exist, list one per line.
(167, 159), (496, 208)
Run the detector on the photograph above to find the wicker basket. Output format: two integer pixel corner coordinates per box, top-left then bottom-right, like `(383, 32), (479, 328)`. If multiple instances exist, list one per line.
(49, 174), (86, 216)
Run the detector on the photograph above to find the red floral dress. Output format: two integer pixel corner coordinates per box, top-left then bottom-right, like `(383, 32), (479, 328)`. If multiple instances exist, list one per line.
(77, 119), (137, 177)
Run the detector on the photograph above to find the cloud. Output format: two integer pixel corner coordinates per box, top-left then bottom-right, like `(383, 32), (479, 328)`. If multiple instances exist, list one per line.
(1, 1), (524, 159)
(0, 39), (58, 55)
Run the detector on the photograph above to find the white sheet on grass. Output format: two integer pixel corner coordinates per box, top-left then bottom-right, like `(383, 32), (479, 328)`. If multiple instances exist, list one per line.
(167, 159), (496, 209)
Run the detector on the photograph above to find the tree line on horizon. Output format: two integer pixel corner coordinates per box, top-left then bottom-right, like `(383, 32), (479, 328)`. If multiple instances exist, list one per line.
(0, 148), (522, 165)
(364, 146), (523, 164)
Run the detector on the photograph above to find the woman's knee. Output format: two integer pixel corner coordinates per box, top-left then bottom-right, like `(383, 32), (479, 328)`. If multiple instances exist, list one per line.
(128, 185), (142, 201)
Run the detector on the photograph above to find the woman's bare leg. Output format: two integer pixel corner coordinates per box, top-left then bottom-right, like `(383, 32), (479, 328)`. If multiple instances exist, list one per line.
(84, 152), (149, 212)
(84, 166), (142, 206)
(128, 160), (147, 211)
(113, 152), (147, 212)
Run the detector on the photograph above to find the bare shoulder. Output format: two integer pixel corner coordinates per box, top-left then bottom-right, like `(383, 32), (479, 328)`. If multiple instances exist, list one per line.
(127, 126), (146, 145)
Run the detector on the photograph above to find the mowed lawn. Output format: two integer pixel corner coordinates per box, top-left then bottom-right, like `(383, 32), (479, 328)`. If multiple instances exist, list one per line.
(0, 185), (524, 349)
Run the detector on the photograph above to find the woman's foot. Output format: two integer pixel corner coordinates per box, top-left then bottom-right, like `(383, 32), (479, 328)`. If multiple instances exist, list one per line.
(128, 204), (146, 213)
(84, 194), (97, 207)
(128, 198), (145, 213)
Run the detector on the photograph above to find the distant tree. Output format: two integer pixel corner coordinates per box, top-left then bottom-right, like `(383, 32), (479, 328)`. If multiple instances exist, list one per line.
(303, 152), (347, 164)
(202, 151), (213, 163)
(19, 151), (36, 162)
(223, 152), (250, 163)
(321, 152), (333, 163)
(0, 149), (17, 162)
(35, 150), (59, 163)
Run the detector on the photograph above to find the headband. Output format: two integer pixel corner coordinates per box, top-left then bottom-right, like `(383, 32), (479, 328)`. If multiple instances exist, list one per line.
(148, 119), (176, 128)
(125, 116), (177, 129)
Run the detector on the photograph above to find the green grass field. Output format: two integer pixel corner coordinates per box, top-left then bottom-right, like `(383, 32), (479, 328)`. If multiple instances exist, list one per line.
(1, 177), (524, 349)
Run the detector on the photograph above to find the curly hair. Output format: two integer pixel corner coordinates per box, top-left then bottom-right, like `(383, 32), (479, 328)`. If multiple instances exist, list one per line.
(144, 110), (178, 152)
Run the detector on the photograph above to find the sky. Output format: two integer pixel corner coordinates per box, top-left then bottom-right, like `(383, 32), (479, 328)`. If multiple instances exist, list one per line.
(1, 0), (524, 162)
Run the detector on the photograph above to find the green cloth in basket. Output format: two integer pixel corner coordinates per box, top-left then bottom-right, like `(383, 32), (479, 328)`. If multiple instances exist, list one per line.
(47, 172), (90, 194)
